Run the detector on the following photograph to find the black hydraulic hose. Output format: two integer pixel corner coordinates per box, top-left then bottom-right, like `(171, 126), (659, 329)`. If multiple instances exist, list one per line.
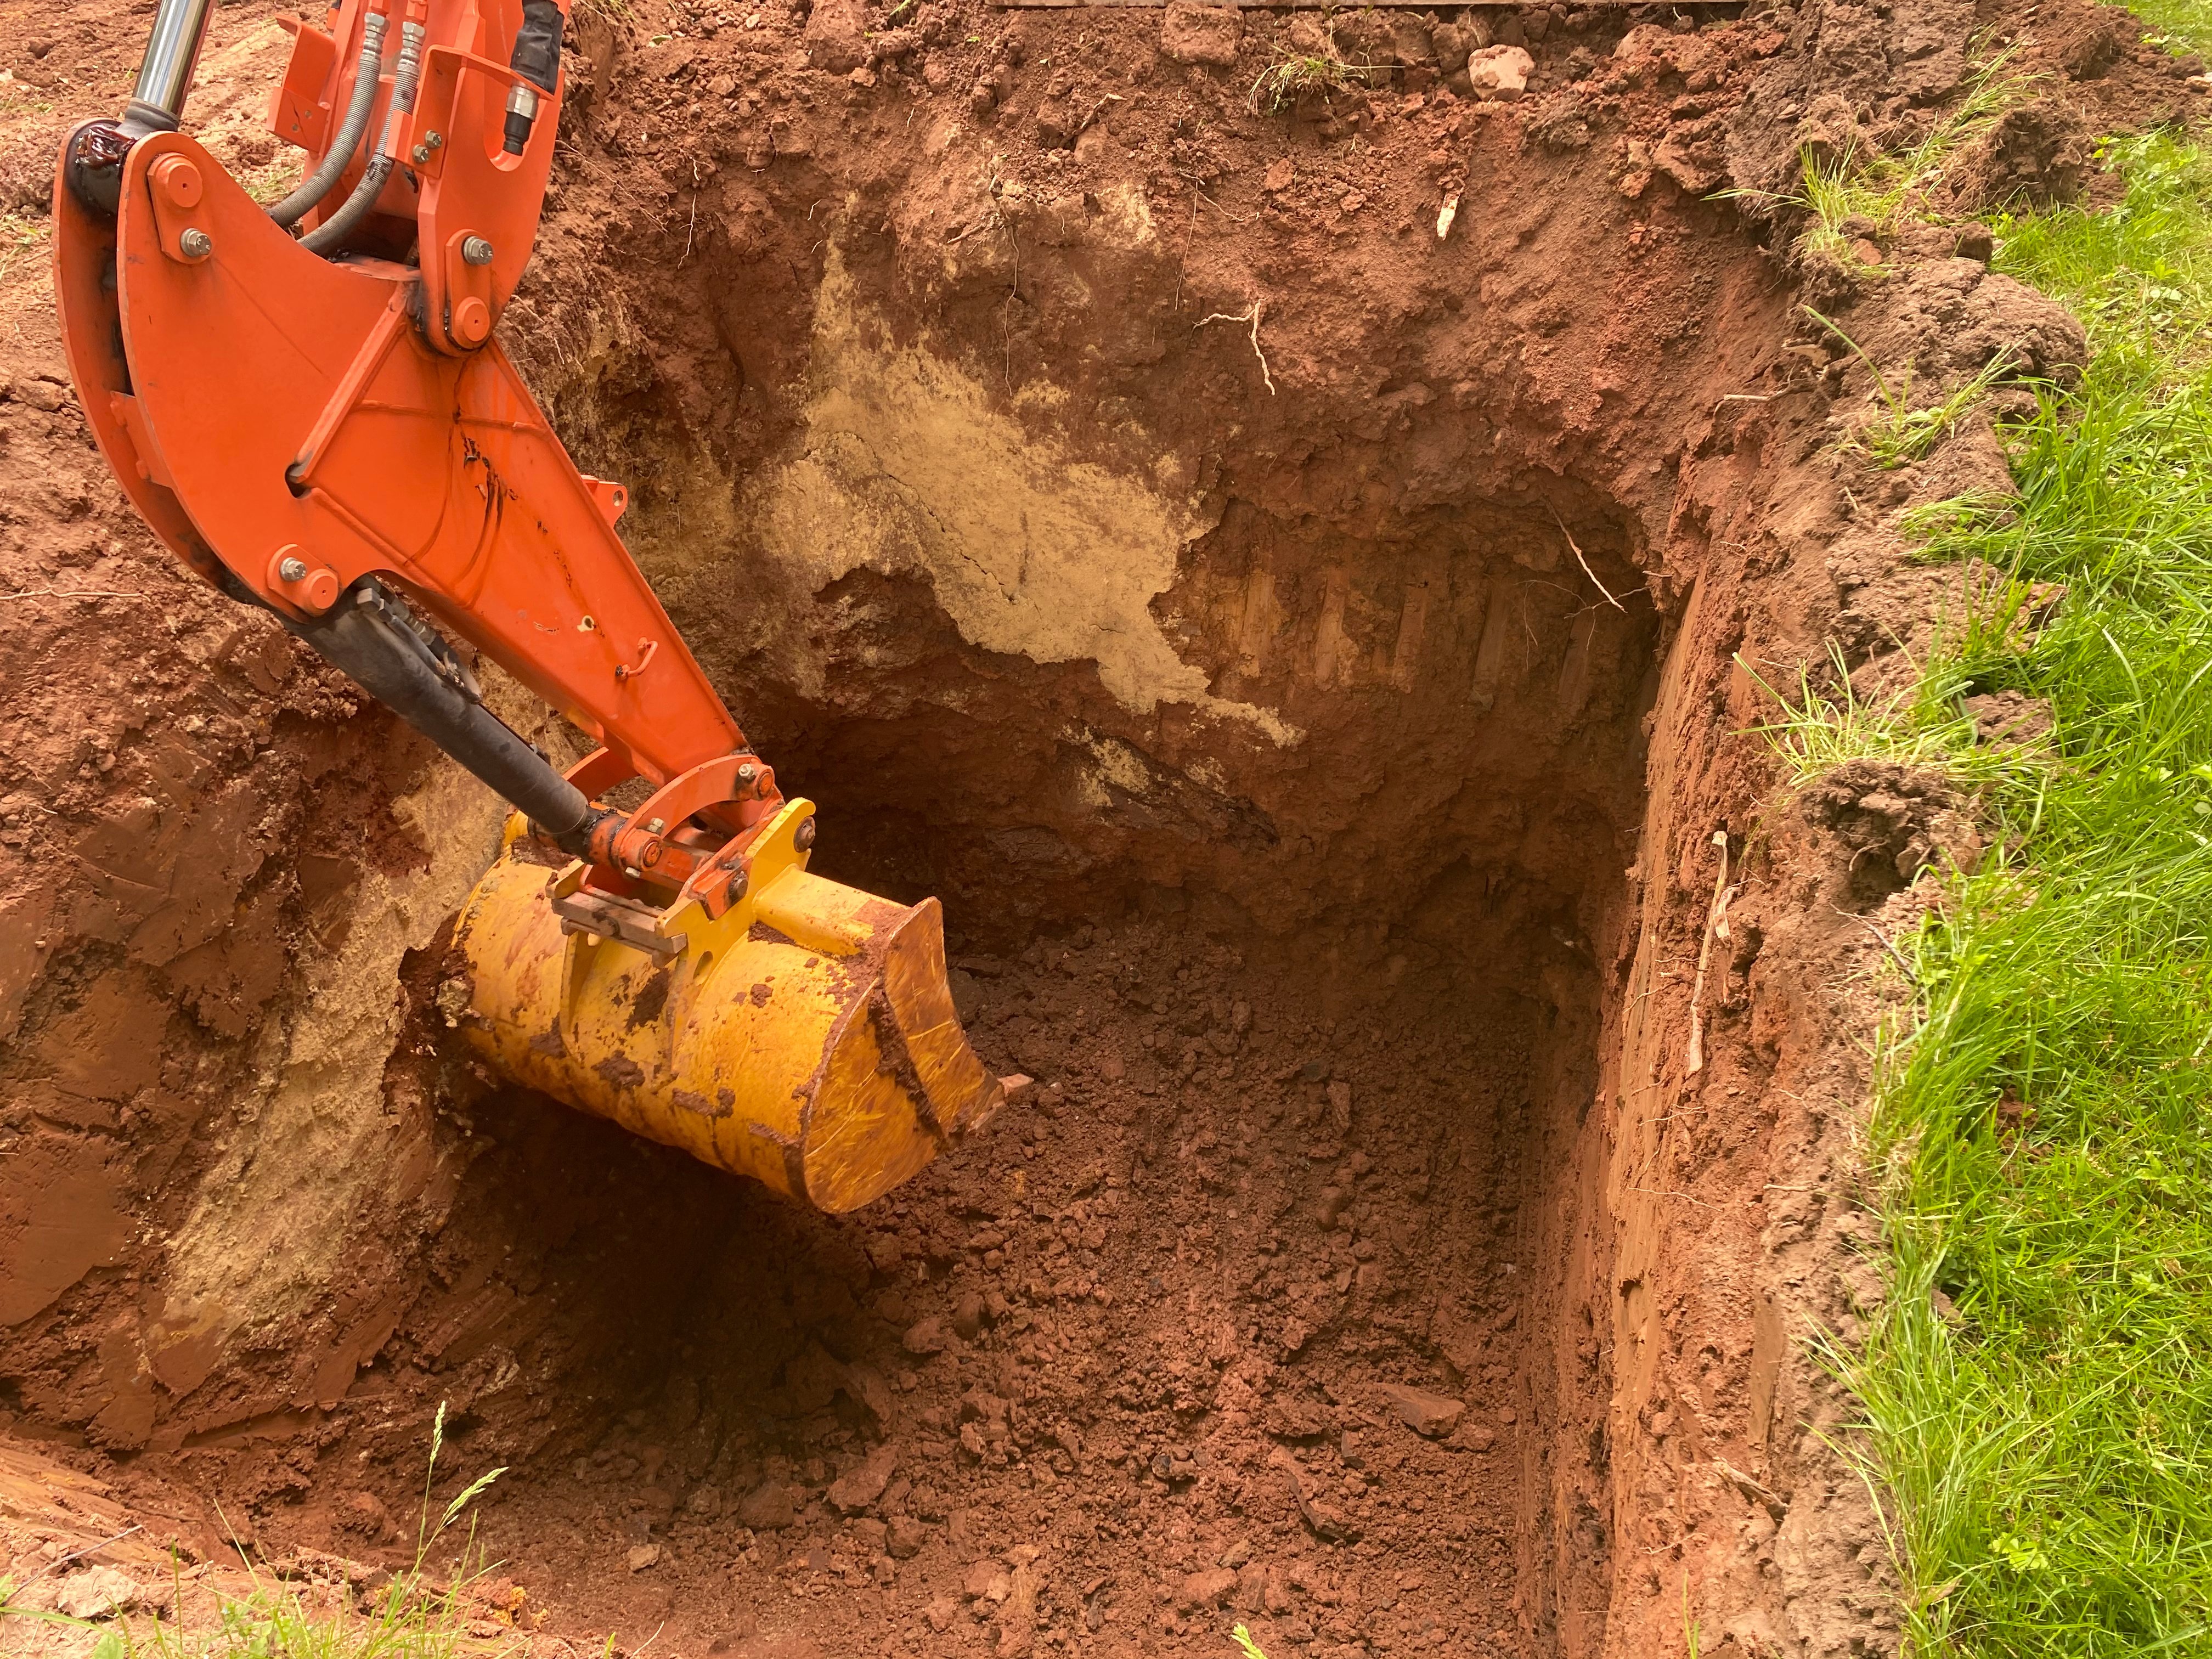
(287, 580), (603, 856)
(501, 0), (562, 154)
(268, 9), (390, 229)
(298, 15), (424, 256)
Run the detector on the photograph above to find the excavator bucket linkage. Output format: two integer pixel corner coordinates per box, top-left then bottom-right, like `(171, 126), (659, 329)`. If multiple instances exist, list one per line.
(54, 0), (1000, 1205)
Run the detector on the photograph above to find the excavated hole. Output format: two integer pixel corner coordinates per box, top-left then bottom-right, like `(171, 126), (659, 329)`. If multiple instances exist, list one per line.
(361, 426), (1658, 1652)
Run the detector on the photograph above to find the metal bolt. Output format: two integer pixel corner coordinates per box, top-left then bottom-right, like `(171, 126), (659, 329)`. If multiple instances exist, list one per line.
(644, 816), (665, 835)
(623, 865), (642, 879)
(425, 129), (444, 149)
(736, 761), (758, 786)
(278, 556), (308, 583)
(411, 143), (430, 164)
(794, 817), (818, 851)
(462, 235), (495, 266)
(724, 867), (749, 906)
(178, 228), (212, 258)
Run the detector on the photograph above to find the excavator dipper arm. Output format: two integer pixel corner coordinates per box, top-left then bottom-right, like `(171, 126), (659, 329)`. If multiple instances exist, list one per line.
(54, 0), (1002, 1210)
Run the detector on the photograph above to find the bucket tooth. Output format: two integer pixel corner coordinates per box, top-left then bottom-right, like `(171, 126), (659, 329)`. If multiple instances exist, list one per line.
(450, 802), (1002, 1210)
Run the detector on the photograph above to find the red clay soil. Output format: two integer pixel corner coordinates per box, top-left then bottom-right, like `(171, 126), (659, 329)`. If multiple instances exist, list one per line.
(0, 0), (2197, 1656)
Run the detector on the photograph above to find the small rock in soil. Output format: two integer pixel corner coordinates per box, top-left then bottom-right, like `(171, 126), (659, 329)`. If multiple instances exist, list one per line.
(1450, 1420), (1498, 1452)
(801, 0), (867, 72)
(1160, 1), (1242, 66)
(952, 1289), (986, 1339)
(886, 1514), (930, 1558)
(1178, 1566), (1238, 1607)
(1465, 43), (1533, 99)
(736, 1480), (797, 1530)
(925, 1596), (960, 1632)
(626, 1543), (661, 1573)
(966, 1558), (1013, 1602)
(843, 1361), (895, 1429)
(827, 1442), (899, 1511)
(55, 1567), (138, 1620)
(902, 1316), (948, 1355)
(1379, 1384), (1466, 1437)
(996, 1560), (1040, 1655)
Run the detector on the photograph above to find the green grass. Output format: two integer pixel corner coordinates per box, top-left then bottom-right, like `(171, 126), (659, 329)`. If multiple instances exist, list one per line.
(1782, 121), (2212, 1655)
(1246, 27), (1373, 115)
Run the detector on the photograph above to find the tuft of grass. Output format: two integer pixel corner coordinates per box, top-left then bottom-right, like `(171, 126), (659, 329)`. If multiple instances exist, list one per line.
(1772, 119), (2212, 1656)
(1803, 305), (2021, 468)
(1246, 26), (1373, 115)
(1725, 49), (2032, 271)
(1744, 645), (1980, 781)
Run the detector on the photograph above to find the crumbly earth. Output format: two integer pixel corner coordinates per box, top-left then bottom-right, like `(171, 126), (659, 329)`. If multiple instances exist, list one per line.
(0, 0), (2196, 1655)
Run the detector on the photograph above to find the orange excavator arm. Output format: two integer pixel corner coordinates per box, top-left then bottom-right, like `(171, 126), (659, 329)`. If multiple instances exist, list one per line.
(53, 0), (1003, 1210)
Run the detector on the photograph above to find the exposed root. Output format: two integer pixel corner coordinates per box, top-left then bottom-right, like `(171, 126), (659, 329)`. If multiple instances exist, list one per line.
(1686, 831), (1738, 1075)
(1195, 300), (1276, 394)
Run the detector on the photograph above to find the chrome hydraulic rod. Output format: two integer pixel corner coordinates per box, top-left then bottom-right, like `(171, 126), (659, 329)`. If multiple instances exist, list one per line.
(127, 0), (218, 129)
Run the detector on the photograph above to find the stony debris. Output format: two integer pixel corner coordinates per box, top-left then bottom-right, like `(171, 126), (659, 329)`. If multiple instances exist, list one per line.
(1465, 44), (1534, 101)
(1159, 1), (1241, 66)
(826, 1443), (898, 1512)
(1177, 1566), (1238, 1607)
(736, 1480), (797, 1531)
(54, 1566), (139, 1620)
(1378, 1384), (1467, 1438)
(799, 0), (867, 75)
(995, 1557), (1040, 1656)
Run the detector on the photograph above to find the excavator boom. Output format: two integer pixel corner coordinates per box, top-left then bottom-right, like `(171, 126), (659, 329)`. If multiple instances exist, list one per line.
(54, 0), (1002, 1208)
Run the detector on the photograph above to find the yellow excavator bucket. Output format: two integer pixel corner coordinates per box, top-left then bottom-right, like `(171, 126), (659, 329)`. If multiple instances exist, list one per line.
(449, 800), (1003, 1211)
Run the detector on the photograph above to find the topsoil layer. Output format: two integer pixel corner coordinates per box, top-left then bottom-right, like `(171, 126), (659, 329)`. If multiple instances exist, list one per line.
(0, 0), (2195, 1655)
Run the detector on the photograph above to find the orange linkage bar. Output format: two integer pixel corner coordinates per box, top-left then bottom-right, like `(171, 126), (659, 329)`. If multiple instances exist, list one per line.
(54, 0), (778, 902)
